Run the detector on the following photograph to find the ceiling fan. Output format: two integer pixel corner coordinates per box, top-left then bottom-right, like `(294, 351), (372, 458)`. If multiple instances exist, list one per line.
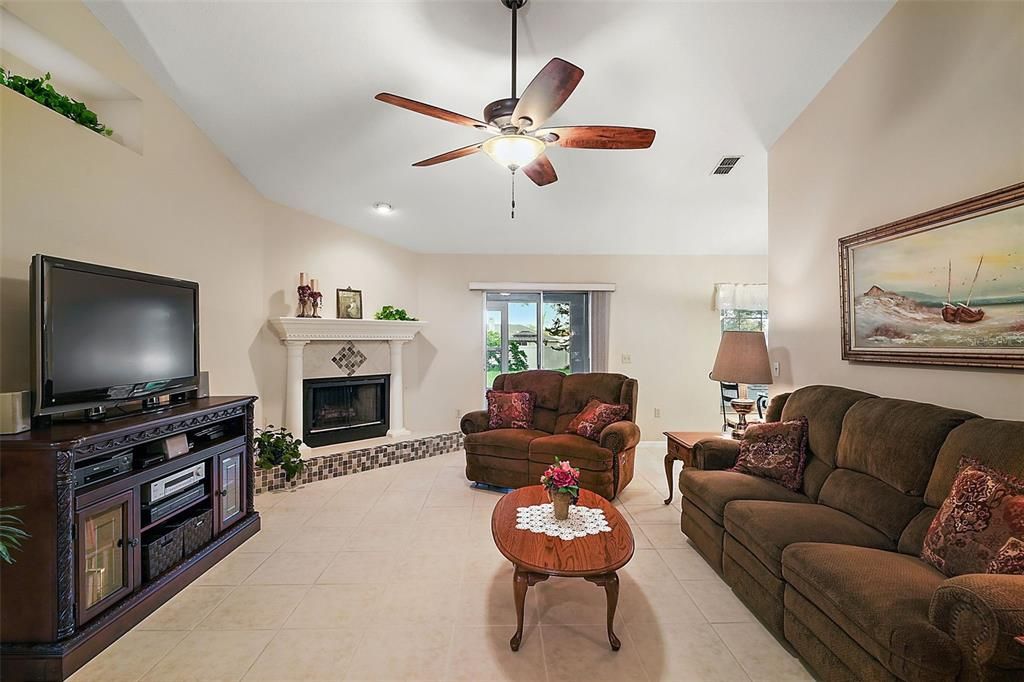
(375, 0), (655, 213)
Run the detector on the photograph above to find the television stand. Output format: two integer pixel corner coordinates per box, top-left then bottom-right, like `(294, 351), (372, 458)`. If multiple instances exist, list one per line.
(0, 396), (260, 681)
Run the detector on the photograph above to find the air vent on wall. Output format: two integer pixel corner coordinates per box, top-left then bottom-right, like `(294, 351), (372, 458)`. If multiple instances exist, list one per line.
(712, 156), (742, 175)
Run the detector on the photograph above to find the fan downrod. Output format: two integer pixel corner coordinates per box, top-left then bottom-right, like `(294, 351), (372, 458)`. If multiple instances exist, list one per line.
(500, 0), (527, 9)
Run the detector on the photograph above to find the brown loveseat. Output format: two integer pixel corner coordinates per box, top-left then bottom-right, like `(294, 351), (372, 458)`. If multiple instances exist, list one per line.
(679, 385), (1024, 681)
(461, 370), (640, 500)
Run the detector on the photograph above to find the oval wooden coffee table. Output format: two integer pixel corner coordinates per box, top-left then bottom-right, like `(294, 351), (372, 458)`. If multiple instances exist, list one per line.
(491, 485), (635, 651)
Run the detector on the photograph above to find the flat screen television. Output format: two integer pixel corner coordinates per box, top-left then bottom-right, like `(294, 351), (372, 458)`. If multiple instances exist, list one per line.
(31, 255), (200, 416)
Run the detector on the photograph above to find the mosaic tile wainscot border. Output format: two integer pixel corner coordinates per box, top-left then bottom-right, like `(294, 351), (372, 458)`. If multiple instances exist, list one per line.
(253, 431), (464, 494)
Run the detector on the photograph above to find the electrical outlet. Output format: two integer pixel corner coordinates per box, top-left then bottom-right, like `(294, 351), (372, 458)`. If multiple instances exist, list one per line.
(621, 353), (632, 364)
(654, 408), (661, 418)
(772, 361), (781, 377)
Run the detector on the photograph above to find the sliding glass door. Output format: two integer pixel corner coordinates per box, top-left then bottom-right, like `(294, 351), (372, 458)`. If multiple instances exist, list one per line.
(485, 291), (590, 389)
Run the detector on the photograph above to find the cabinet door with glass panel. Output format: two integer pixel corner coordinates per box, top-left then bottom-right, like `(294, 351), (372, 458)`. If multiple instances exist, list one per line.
(485, 291), (590, 390)
(75, 490), (138, 625)
(214, 447), (246, 532)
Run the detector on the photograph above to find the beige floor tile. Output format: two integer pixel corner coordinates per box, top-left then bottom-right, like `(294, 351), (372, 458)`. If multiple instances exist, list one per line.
(243, 628), (362, 681)
(657, 548), (719, 581)
(386, 471), (440, 491)
(463, 546), (515, 582)
(541, 624), (648, 681)
(244, 551), (335, 585)
(198, 585), (307, 630)
(444, 626), (545, 681)
(195, 552), (271, 586)
(345, 625), (452, 681)
(317, 551), (396, 584)
(253, 492), (286, 511)
(371, 581), (460, 627)
(623, 504), (682, 525)
(277, 526), (354, 553)
(535, 578), (619, 626)
(617, 483), (665, 507)
(425, 485), (478, 507)
(283, 584), (383, 629)
(258, 508), (316, 530)
(632, 526), (654, 550)
(389, 549), (465, 584)
(343, 523), (413, 551)
(681, 580), (755, 623)
(407, 522), (474, 551)
(416, 505), (474, 525)
(323, 489), (383, 510)
(305, 509), (368, 528)
(456, 580), (539, 626)
(68, 630), (186, 682)
(620, 549), (677, 585)
(142, 629), (274, 681)
(638, 524), (688, 549)
(715, 622), (813, 682)
(272, 489), (335, 511)
(619, 579), (706, 625)
(238, 528), (291, 553)
(629, 621), (750, 682)
(137, 585), (234, 630)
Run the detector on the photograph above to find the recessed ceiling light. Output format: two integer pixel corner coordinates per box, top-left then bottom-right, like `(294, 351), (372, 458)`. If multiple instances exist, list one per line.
(373, 202), (393, 215)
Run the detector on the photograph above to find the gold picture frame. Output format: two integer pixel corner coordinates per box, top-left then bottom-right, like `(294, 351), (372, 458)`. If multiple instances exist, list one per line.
(336, 287), (363, 320)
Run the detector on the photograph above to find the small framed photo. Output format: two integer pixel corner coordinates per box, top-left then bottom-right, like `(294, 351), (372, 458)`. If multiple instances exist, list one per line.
(336, 287), (363, 319)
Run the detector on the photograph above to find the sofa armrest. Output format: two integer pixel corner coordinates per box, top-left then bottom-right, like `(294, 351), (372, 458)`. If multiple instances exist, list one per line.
(929, 573), (1024, 675)
(692, 438), (740, 470)
(600, 421), (640, 454)
(461, 410), (489, 436)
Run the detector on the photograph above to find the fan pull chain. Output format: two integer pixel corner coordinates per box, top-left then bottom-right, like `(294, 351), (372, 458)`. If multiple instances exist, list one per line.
(511, 171), (516, 220)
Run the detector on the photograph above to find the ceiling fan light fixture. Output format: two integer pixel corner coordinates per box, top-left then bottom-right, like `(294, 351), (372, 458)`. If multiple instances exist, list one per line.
(373, 201), (394, 215)
(482, 134), (544, 171)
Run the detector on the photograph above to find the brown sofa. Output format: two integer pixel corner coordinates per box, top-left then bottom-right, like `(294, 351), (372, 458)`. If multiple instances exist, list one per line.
(680, 385), (1024, 682)
(461, 370), (640, 500)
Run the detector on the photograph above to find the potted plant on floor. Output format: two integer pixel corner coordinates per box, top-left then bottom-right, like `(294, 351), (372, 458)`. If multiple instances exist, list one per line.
(253, 426), (304, 486)
(0, 506), (30, 564)
(540, 459), (581, 520)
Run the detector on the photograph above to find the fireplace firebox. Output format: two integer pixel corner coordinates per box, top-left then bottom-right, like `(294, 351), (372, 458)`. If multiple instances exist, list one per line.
(302, 375), (389, 447)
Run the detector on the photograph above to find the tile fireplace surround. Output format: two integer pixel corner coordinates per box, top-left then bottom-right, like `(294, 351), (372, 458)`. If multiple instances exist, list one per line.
(269, 317), (427, 440)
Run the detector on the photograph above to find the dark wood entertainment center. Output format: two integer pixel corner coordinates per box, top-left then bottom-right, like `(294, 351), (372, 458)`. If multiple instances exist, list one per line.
(0, 396), (261, 681)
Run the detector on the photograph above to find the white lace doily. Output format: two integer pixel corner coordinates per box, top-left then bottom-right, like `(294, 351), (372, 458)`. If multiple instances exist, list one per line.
(515, 503), (613, 540)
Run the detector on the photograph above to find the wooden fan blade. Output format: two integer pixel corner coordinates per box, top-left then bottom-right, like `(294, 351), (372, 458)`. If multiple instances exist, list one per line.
(412, 142), (483, 167)
(522, 154), (558, 186)
(376, 93), (491, 130)
(538, 126), (656, 149)
(511, 58), (584, 131)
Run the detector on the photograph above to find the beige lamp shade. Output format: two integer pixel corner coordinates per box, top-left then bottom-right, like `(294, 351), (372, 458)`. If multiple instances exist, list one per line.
(710, 331), (774, 385)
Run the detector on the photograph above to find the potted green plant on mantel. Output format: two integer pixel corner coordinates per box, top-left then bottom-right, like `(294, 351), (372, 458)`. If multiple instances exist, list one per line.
(254, 426), (305, 486)
(1, 69), (113, 137)
(373, 306), (418, 321)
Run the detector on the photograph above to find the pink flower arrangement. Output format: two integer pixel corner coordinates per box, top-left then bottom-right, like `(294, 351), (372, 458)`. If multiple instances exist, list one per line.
(540, 458), (581, 499)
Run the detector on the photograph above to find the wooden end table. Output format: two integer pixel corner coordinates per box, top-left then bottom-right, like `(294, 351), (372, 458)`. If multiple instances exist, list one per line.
(491, 486), (635, 651)
(663, 431), (725, 504)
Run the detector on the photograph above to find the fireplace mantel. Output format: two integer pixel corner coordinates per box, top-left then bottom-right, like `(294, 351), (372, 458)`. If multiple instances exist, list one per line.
(269, 317), (427, 342)
(268, 317), (427, 440)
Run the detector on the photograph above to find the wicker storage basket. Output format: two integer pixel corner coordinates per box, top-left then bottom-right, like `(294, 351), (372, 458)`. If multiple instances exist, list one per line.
(180, 508), (213, 556)
(142, 524), (184, 581)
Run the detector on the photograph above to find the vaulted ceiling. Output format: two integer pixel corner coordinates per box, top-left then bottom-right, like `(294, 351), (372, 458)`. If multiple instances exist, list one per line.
(86, 1), (892, 255)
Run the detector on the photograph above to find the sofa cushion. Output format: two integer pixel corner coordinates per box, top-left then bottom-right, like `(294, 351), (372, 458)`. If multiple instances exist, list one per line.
(818, 469), (926, 543)
(925, 418), (1024, 508)
(724, 501), (893, 578)
(555, 373), (632, 431)
(779, 385), (875, 499)
(921, 458), (1024, 576)
(782, 543), (960, 680)
(731, 417), (808, 491)
(529, 434), (614, 471)
(836, 398), (977, 496)
(486, 390), (535, 430)
(464, 428), (548, 460)
(494, 370), (563, 410)
(566, 399), (629, 441)
(679, 469), (811, 526)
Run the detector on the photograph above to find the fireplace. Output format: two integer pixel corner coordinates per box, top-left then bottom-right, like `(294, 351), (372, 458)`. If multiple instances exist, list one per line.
(303, 375), (389, 447)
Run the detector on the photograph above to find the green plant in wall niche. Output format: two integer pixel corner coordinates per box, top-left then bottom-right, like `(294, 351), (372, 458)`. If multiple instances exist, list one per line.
(253, 426), (305, 482)
(1, 68), (113, 137)
(0, 506), (30, 565)
(374, 305), (418, 321)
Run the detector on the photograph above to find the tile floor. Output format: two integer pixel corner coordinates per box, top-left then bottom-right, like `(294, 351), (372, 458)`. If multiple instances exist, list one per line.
(69, 444), (813, 682)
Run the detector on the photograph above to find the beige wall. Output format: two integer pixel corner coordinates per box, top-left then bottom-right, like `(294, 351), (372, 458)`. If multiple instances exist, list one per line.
(409, 255), (767, 436)
(768, 0), (1024, 419)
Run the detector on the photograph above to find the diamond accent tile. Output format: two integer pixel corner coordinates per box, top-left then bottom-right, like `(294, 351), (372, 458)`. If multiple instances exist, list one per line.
(331, 342), (367, 376)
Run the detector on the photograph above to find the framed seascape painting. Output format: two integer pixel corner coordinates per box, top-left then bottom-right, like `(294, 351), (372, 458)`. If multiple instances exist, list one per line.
(840, 183), (1024, 369)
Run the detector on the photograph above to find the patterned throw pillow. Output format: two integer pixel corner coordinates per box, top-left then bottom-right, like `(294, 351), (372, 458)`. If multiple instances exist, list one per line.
(566, 399), (629, 442)
(486, 390), (535, 430)
(730, 417), (808, 492)
(921, 458), (1024, 577)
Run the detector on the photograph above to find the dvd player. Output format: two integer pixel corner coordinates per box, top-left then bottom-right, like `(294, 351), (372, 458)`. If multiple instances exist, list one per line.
(143, 483), (206, 526)
(74, 451), (132, 489)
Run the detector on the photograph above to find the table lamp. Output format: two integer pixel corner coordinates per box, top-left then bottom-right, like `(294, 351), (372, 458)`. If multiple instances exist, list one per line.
(710, 331), (773, 438)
